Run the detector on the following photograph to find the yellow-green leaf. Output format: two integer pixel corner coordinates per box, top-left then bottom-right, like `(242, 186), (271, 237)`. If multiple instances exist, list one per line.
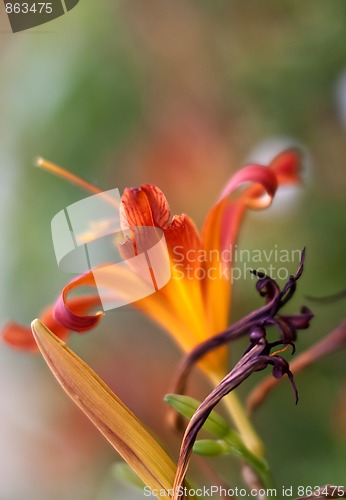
(31, 319), (188, 499)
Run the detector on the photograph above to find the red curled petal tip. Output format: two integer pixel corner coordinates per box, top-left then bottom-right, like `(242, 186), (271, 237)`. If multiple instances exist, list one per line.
(53, 273), (103, 333)
(53, 295), (103, 333)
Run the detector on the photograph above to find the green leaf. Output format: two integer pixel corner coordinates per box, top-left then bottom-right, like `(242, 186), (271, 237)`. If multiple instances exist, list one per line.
(193, 439), (232, 457)
(164, 394), (230, 438)
(165, 393), (272, 488)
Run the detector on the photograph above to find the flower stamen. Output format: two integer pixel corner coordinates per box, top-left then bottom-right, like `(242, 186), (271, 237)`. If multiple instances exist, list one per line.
(35, 157), (119, 207)
(270, 345), (291, 356)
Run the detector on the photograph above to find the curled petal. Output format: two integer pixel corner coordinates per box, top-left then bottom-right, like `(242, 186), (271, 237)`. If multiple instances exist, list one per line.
(202, 149), (302, 257)
(218, 163), (278, 210)
(265, 356), (298, 403)
(204, 164), (279, 264)
(54, 256), (224, 375)
(271, 318), (298, 343)
(254, 273), (281, 302)
(268, 148), (301, 185)
(270, 355), (291, 377)
(201, 153), (301, 334)
(1, 294), (101, 351)
(53, 273), (103, 333)
(279, 306), (314, 331)
(201, 165), (278, 332)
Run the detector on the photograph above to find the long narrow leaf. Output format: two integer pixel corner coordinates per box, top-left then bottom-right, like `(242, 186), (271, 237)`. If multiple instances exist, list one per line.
(31, 319), (187, 499)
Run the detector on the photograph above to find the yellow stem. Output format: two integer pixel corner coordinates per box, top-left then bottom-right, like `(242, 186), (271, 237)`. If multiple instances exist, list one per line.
(207, 370), (265, 458)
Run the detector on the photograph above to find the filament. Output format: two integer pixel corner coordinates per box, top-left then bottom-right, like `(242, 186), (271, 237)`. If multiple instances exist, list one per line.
(35, 157), (119, 207)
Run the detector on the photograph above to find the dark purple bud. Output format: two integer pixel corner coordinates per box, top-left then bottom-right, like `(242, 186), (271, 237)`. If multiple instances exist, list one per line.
(249, 327), (266, 343)
(271, 356), (290, 379)
(268, 356), (299, 404)
(171, 248), (310, 401)
(254, 275), (280, 302)
(280, 249), (305, 305)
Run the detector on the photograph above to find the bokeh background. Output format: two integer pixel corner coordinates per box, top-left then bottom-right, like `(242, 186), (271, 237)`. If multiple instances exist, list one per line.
(0, 1), (345, 499)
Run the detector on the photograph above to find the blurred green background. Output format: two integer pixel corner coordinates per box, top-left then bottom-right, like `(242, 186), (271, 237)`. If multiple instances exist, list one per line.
(0, 1), (345, 499)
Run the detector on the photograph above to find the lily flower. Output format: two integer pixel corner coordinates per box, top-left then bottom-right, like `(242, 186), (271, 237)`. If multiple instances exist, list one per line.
(2, 149), (301, 456)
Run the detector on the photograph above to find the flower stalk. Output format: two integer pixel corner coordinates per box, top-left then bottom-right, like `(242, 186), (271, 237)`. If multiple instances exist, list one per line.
(207, 371), (265, 457)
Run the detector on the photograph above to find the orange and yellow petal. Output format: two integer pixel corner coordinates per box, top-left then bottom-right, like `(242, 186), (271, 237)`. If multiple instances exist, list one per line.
(120, 185), (226, 371)
(201, 149), (302, 336)
(121, 185), (170, 230)
(54, 274), (103, 332)
(1, 295), (100, 351)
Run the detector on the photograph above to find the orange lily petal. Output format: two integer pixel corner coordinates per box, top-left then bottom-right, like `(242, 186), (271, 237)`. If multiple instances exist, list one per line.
(201, 165), (277, 334)
(165, 214), (201, 269)
(2, 322), (49, 352)
(1, 295), (101, 351)
(201, 149), (302, 336)
(55, 264), (225, 374)
(268, 148), (301, 184)
(121, 185), (170, 229)
(54, 274), (103, 332)
(120, 186), (226, 371)
(55, 215), (226, 374)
